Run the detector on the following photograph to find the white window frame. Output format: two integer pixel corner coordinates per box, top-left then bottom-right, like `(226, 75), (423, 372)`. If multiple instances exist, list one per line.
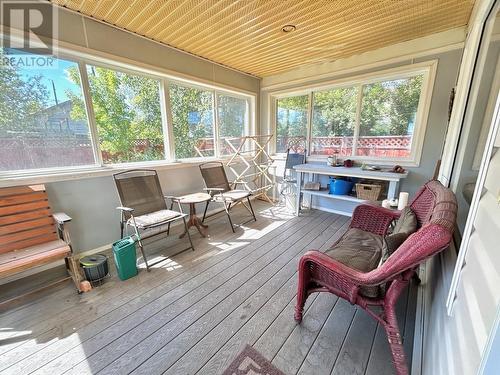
(0, 35), (256, 185)
(269, 61), (437, 167)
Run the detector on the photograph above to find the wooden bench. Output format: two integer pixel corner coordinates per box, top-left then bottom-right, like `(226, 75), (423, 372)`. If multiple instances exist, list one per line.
(0, 185), (82, 292)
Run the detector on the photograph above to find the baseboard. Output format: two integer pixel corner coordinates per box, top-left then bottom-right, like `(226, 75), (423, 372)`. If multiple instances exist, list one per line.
(0, 197), (259, 286)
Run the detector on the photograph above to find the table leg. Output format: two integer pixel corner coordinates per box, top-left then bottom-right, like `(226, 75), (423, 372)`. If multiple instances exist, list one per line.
(387, 181), (400, 200)
(295, 171), (302, 216)
(180, 202), (208, 238)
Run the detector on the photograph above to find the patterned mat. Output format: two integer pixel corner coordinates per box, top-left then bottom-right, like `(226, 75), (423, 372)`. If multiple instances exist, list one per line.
(223, 345), (285, 375)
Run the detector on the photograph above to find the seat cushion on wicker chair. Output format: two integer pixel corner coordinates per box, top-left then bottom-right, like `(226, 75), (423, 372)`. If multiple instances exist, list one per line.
(213, 190), (251, 202)
(325, 228), (383, 298)
(128, 209), (182, 228)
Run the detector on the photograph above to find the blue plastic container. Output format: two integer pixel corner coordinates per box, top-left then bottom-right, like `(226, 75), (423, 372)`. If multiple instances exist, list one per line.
(329, 178), (354, 195)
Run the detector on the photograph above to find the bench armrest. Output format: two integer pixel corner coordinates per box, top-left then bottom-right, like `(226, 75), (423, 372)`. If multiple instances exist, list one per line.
(53, 212), (72, 224)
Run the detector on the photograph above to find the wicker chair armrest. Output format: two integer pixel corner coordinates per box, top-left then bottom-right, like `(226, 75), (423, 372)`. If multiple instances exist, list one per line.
(350, 204), (401, 236)
(300, 250), (369, 284)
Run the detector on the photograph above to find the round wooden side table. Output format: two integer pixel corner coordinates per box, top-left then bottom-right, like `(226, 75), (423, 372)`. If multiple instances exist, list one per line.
(176, 192), (212, 238)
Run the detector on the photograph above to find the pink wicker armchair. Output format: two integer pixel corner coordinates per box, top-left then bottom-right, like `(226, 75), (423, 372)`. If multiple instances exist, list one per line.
(295, 180), (457, 375)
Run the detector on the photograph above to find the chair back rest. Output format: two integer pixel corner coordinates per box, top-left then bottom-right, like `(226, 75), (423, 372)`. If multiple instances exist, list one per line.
(0, 185), (57, 254)
(409, 180), (457, 230)
(113, 169), (167, 216)
(199, 162), (231, 193)
(284, 148), (306, 176)
(380, 180), (457, 278)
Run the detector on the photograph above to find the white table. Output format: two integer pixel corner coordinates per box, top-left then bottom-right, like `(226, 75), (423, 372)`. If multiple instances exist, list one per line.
(293, 164), (408, 216)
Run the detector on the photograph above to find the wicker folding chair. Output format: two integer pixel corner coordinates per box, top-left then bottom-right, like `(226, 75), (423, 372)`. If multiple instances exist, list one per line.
(199, 162), (257, 233)
(113, 169), (194, 271)
(280, 148), (306, 197)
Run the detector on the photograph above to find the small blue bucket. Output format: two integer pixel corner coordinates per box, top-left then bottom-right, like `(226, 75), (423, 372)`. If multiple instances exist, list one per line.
(329, 178), (354, 195)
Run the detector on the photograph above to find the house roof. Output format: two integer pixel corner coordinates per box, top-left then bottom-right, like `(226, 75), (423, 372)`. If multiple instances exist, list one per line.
(51, 0), (475, 77)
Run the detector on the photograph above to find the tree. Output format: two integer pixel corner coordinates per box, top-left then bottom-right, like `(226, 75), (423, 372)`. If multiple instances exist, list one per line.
(311, 87), (357, 137)
(276, 95), (308, 137)
(67, 66), (164, 163)
(0, 51), (49, 134)
(360, 76), (423, 136)
(169, 83), (213, 159)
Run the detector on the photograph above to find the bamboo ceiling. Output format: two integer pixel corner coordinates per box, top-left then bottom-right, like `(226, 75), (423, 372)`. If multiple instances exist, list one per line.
(50, 0), (475, 77)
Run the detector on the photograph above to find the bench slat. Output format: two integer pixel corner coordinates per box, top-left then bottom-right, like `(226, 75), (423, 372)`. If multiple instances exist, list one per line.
(0, 209), (52, 226)
(0, 240), (68, 265)
(0, 244), (70, 277)
(0, 192), (49, 208)
(0, 200), (50, 217)
(0, 225), (56, 246)
(0, 185), (45, 197)
(0, 216), (55, 236)
(0, 232), (58, 254)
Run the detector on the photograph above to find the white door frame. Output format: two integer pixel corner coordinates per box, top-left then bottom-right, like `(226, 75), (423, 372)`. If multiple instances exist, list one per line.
(438, 0), (498, 187)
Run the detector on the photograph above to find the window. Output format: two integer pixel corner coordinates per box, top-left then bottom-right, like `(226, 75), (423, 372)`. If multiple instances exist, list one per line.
(169, 83), (214, 159)
(276, 95), (308, 153)
(217, 94), (248, 155)
(0, 49), (94, 171)
(87, 65), (164, 164)
(357, 76), (422, 158)
(311, 87), (357, 156)
(0, 46), (254, 176)
(273, 67), (430, 164)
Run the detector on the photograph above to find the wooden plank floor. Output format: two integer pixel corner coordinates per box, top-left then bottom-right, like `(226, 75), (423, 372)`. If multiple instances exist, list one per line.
(0, 202), (417, 375)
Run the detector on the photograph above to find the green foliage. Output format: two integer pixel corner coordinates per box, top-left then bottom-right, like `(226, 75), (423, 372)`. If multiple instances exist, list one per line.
(169, 83), (213, 159)
(277, 75), (423, 143)
(360, 75), (423, 136)
(0, 51), (49, 134)
(68, 65), (164, 163)
(218, 95), (246, 138)
(276, 95), (308, 140)
(312, 87), (357, 137)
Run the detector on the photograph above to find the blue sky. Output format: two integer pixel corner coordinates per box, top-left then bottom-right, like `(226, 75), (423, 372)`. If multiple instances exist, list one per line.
(3, 48), (82, 106)
(19, 59), (81, 106)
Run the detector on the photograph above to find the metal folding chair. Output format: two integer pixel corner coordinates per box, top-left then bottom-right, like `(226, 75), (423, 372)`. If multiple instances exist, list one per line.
(113, 169), (194, 271)
(199, 162), (257, 233)
(280, 148), (306, 197)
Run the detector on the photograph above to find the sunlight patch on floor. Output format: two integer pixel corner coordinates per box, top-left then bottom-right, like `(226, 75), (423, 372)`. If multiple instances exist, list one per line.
(237, 220), (286, 240)
(137, 257), (182, 271)
(0, 328), (32, 341)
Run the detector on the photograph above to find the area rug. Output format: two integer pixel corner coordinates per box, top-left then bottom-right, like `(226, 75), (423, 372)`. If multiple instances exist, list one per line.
(223, 345), (285, 375)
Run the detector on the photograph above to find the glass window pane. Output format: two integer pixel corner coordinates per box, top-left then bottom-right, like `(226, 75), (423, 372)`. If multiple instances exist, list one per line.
(276, 95), (308, 153)
(169, 83), (214, 159)
(0, 49), (94, 171)
(357, 75), (423, 158)
(218, 94), (247, 155)
(311, 87), (357, 156)
(87, 65), (164, 164)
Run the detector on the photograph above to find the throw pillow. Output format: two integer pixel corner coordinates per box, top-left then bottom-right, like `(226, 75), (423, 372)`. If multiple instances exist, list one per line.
(393, 206), (418, 235)
(379, 232), (409, 265)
